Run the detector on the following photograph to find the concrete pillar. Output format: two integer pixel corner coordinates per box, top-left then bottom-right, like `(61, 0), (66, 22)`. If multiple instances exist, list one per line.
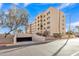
(13, 35), (16, 44)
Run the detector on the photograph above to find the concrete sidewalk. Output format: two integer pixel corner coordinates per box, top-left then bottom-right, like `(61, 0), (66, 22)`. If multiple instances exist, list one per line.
(0, 39), (64, 56)
(0, 40), (53, 51)
(1, 38), (79, 56)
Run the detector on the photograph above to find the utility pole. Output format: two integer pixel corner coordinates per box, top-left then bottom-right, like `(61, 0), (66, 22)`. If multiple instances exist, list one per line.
(69, 14), (71, 38)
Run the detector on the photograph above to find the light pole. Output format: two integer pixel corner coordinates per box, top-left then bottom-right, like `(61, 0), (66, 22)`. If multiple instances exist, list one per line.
(58, 8), (60, 34)
(68, 14), (71, 38)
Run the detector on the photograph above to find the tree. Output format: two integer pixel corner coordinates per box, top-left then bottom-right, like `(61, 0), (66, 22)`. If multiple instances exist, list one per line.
(66, 31), (74, 35)
(16, 29), (23, 33)
(0, 5), (28, 38)
(0, 9), (5, 26)
(53, 33), (62, 38)
(43, 30), (50, 37)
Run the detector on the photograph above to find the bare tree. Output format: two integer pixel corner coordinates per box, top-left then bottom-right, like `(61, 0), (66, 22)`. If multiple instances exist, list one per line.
(16, 29), (23, 33)
(0, 10), (5, 26)
(1, 5), (28, 38)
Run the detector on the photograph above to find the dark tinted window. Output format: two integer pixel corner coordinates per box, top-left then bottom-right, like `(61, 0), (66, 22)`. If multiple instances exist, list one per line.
(47, 22), (50, 24)
(47, 26), (50, 29)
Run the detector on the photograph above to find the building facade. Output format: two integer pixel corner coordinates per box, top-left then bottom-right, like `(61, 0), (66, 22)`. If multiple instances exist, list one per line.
(27, 7), (66, 36)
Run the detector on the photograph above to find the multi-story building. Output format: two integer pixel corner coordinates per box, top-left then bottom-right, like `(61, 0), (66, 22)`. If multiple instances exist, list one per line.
(27, 7), (66, 36)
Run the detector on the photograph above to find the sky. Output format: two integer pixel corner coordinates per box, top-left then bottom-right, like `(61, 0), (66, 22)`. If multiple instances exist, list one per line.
(0, 3), (79, 33)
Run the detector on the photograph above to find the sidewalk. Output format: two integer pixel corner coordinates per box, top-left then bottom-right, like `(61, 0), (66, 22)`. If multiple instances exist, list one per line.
(0, 40), (53, 50)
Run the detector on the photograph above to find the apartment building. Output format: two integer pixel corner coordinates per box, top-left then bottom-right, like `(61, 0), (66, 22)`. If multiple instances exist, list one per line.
(27, 7), (66, 36)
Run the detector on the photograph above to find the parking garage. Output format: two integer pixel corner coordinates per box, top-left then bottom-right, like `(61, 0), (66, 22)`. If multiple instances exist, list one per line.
(16, 37), (32, 42)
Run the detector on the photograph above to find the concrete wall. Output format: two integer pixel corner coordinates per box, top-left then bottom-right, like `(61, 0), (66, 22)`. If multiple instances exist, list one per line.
(15, 33), (32, 37)
(32, 34), (46, 42)
(14, 33), (46, 43)
(0, 34), (14, 43)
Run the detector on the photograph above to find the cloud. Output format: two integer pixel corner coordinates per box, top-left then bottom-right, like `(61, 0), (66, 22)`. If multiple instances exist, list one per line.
(66, 21), (79, 32)
(24, 3), (30, 7)
(13, 3), (19, 5)
(67, 21), (79, 28)
(58, 3), (76, 9)
(5, 11), (9, 15)
(71, 21), (79, 27)
(0, 3), (3, 9)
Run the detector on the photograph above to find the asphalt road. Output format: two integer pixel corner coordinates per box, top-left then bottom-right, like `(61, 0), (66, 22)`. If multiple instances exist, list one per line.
(0, 38), (79, 56)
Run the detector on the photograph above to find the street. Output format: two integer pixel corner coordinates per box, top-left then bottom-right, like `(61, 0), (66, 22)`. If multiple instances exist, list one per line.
(0, 38), (79, 56)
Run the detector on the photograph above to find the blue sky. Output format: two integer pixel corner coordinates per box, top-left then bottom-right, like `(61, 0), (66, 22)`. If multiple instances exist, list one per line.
(0, 3), (79, 33)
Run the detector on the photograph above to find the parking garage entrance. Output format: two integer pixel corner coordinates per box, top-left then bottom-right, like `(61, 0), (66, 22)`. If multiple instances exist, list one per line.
(16, 37), (32, 42)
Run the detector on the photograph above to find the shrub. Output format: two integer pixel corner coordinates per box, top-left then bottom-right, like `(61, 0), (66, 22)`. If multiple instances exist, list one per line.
(43, 30), (50, 37)
(53, 33), (62, 38)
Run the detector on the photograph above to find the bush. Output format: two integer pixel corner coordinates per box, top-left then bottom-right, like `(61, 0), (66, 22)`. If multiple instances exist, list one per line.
(66, 31), (74, 35)
(53, 33), (62, 38)
(36, 33), (42, 36)
(43, 30), (50, 37)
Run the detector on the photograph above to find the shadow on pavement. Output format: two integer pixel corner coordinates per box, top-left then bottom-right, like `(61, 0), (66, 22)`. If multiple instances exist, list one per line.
(0, 41), (53, 54)
(52, 39), (69, 56)
(0, 41), (52, 51)
(0, 47), (23, 54)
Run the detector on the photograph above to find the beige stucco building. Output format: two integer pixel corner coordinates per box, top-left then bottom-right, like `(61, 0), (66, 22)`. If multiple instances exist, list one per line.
(27, 7), (66, 36)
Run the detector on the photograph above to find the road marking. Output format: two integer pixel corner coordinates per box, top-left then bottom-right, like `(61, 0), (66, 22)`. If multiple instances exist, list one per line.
(71, 51), (79, 56)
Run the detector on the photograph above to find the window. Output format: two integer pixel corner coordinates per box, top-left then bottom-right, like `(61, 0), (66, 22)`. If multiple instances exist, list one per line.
(40, 15), (42, 18)
(62, 23), (64, 26)
(38, 24), (39, 26)
(44, 15), (45, 17)
(47, 17), (50, 20)
(38, 28), (39, 30)
(44, 23), (46, 25)
(38, 16), (39, 19)
(62, 15), (64, 18)
(44, 19), (45, 21)
(40, 19), (42, 22)
(62, 19), (64, 22)
(47, 22), (50, 24)
(47, 26), (50, 29)
(38, 20), (39, 22)
(35, 22), (36, 23)
(47, 18), (48, 20)
(62, 28), (64, 30)
(40, 24), (43, 30)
